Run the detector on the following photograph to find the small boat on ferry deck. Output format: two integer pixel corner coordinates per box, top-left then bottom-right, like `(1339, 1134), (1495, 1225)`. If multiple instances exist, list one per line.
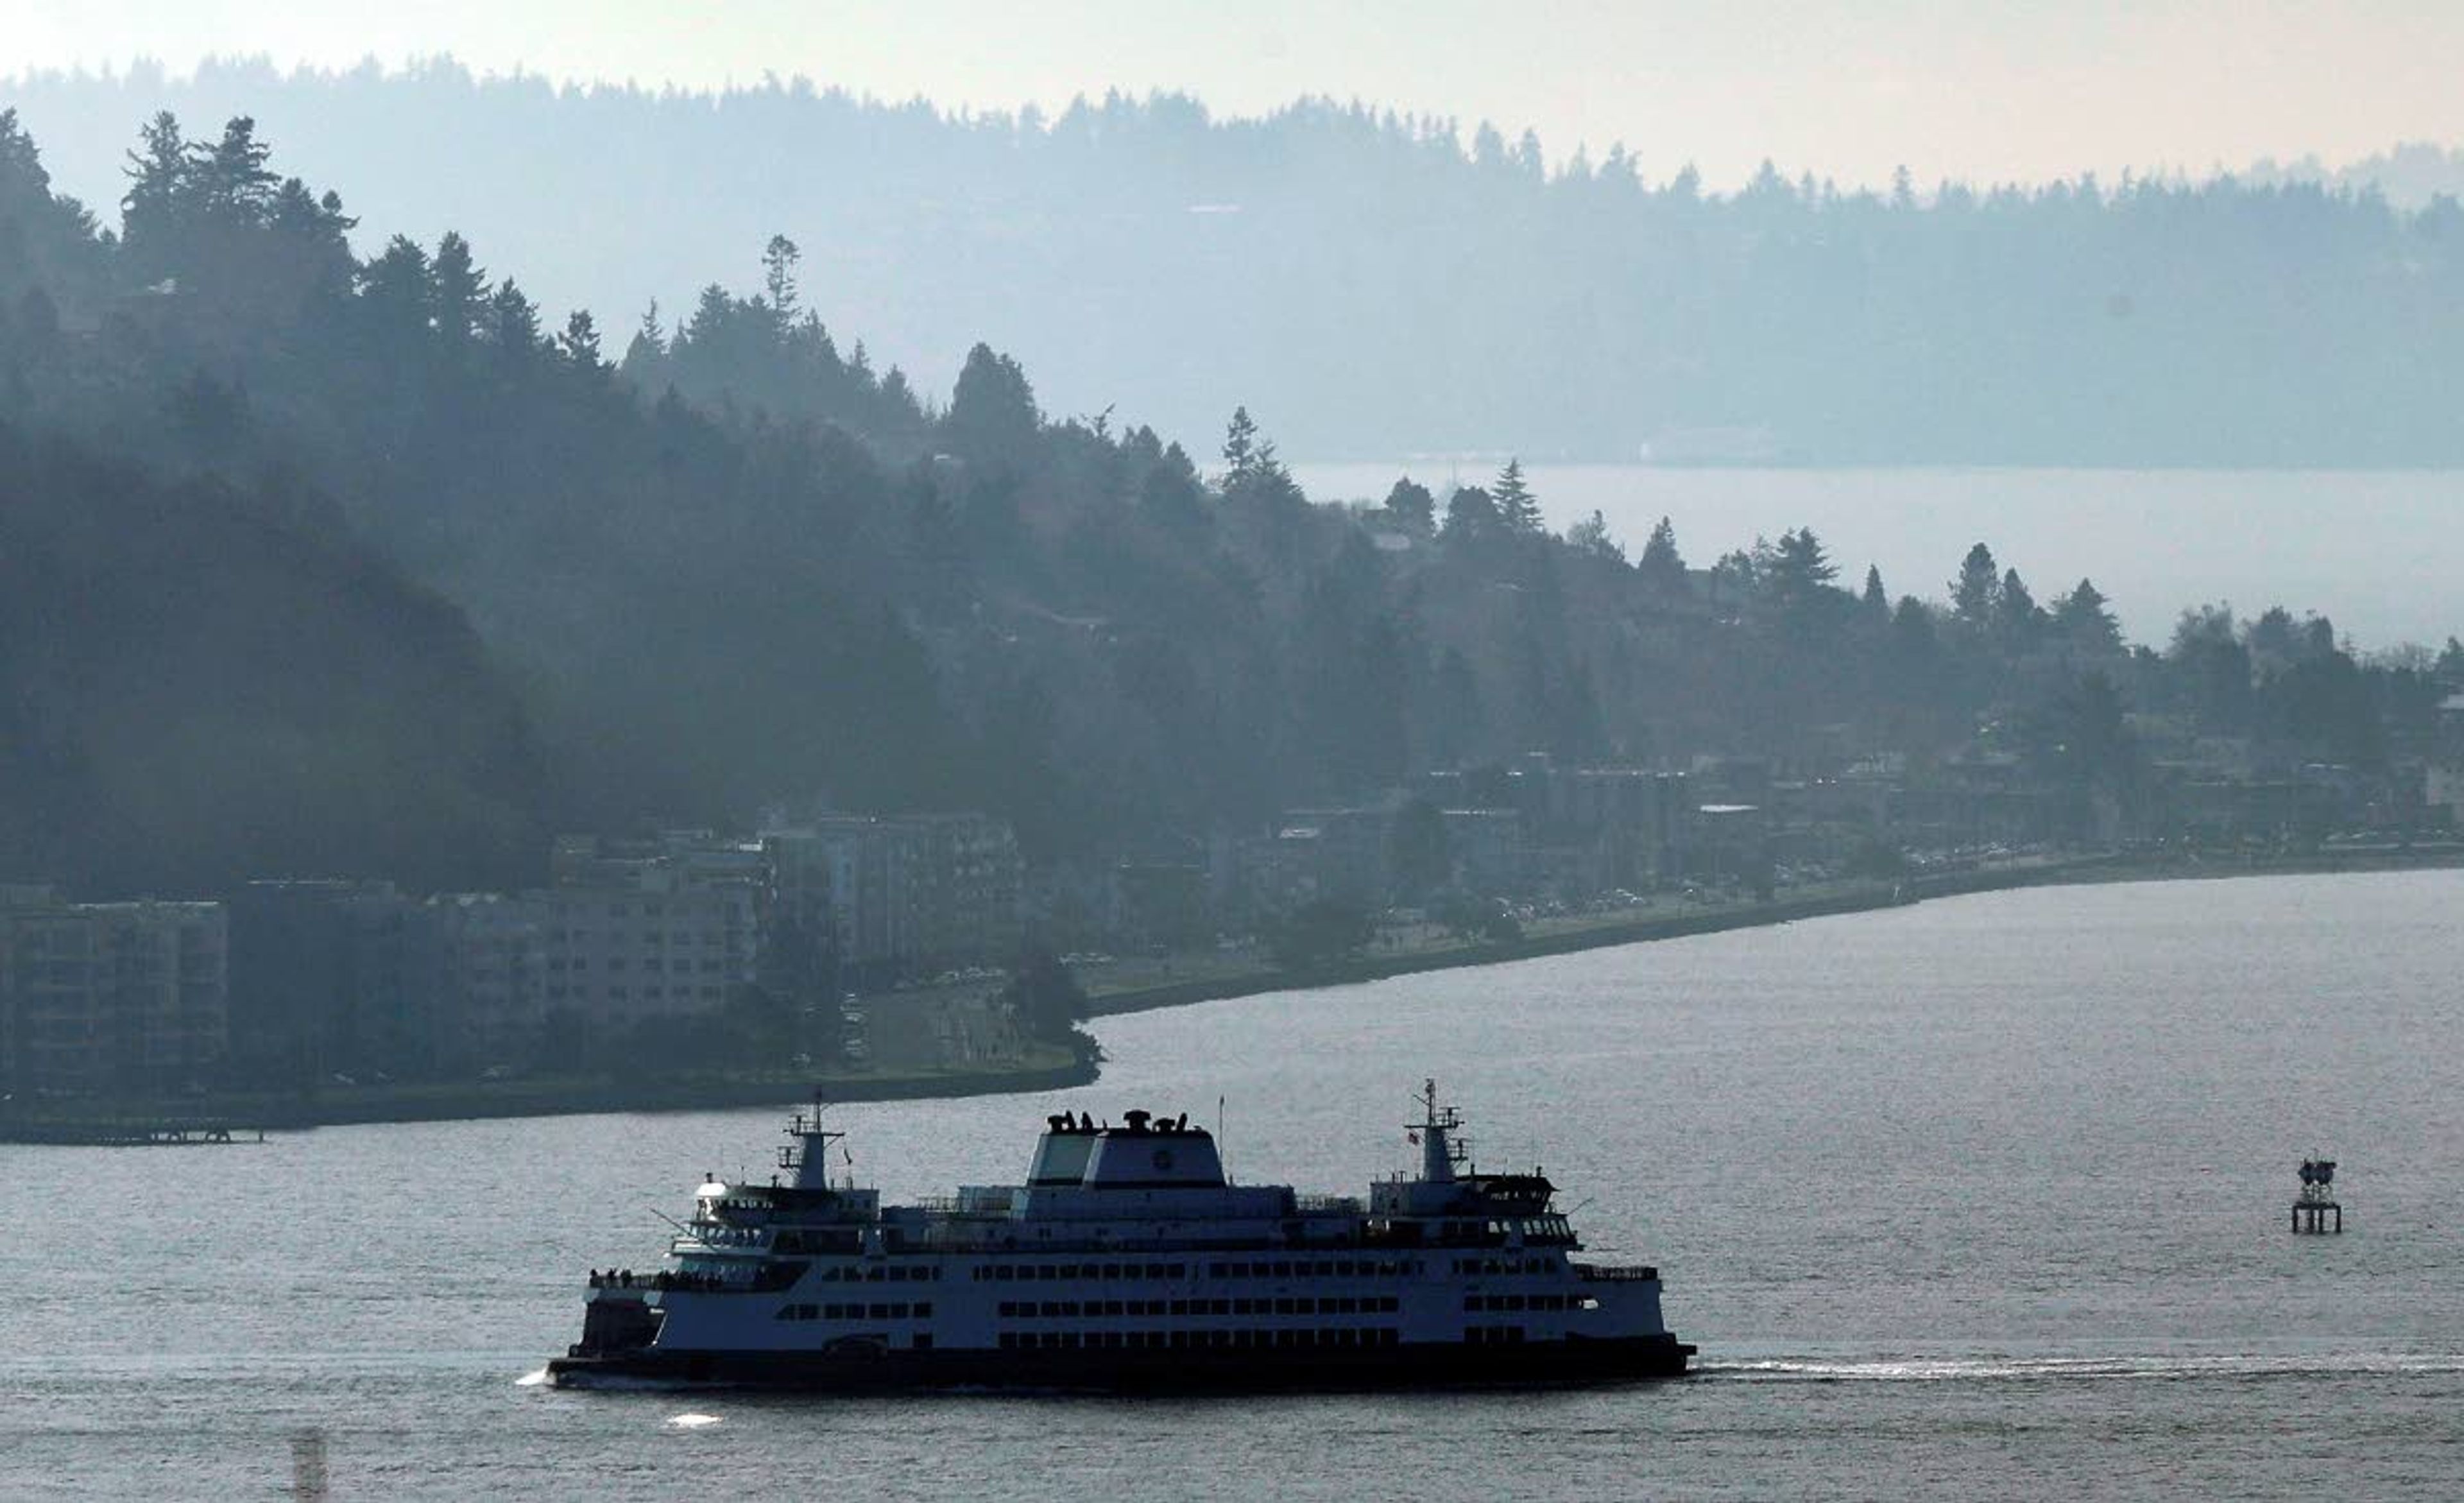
(547, 1081), (1694, 1389)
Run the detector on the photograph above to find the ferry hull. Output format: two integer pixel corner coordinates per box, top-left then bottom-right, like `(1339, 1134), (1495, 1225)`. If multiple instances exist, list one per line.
(548, 1333), (1693, 1392)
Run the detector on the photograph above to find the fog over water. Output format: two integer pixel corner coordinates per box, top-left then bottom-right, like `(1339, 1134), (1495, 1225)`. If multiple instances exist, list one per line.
(1296, 463), (2464, 649)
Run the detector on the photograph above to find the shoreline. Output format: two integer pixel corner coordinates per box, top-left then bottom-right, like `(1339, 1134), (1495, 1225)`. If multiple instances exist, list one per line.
(0, 1052), (1098, 1143)
(1082, 844), (2464, 1018)
(8, 845), (2455, 1139)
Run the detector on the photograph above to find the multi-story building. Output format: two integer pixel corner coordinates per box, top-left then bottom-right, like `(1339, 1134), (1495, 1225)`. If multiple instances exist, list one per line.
(0, 886), (227, 1099)
(1424, 761), (1693, 893)
(765, 813), (1022, 990)
(552, 830), (769, 891)
(536, 863), (758, 1031)
(1272, 807), (1396, 906)
(1439, 807), (1528, 895)
(422, 893), (551, 1071)
(225, 879), (425, 1086)
(909, 813), (1026, 967)
(765, 820), (880, 990)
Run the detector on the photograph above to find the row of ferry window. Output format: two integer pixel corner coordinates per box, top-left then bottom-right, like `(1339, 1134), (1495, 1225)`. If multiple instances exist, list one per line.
(775, 1301), (934, 1321)
(997, 1295), (1403, 1319)
(814, 1264), (943, 1282)
(971, 1258), (1424, 1283)
(1449, 1257), (1557, 1276)
(976, 1262), (1184, 1282)
(1463, 1293), (1583, 1312)
(1463, 1217), (1572, 1240)
(997, 1328), (1403, 1352)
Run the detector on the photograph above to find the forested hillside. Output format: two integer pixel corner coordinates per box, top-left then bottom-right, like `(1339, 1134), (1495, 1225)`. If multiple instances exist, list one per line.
(10, 60), (2464, 463)
(1, 109), (2452, 900)
(0, 426), (544, 895)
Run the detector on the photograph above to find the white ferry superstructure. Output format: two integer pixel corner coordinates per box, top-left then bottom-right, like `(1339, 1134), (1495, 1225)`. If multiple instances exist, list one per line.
(548, 1081), (1693, 1389)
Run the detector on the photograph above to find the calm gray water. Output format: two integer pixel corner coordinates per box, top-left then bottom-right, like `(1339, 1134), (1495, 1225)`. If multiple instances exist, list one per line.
(1290, 462), (2464, 651)
(9, 871), (2461, 1499)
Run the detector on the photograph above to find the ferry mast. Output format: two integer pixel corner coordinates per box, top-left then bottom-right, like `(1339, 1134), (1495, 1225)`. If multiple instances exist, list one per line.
(778, 1100), (845, 1191)
(1416, 1077), (1471, 1184)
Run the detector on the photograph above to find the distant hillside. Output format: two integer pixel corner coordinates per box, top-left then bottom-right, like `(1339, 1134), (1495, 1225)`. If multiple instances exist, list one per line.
(2247, 142), (2464, 209)
(1, 105), (2452, 904)
(10, 59), (2464, 464)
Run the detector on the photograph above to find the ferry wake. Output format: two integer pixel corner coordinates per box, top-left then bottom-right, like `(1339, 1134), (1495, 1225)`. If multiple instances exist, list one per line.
(547, 1081), (1693, 1391)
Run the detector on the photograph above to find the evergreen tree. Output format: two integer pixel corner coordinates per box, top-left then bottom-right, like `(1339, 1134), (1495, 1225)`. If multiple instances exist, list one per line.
(1951, 542), (2001, 627)
(1996, 568), (2042, 646)
(430, 230), (486, 347)
(1137, 440), (1208, 526)
(1637, 515), (1686, 594)
(1566, 510), (1624, 563)
(194, 116), (278, 221)
(1493, 457), (1541, 532)
(2051, 578), (2123, 657)
(1891, 596), (1940, 671)
(761, 233), (801, 327)
(945, 342), (1040, 465)
(356, 234), (432, 347)
(486, 279), (542, 362)
(1709, 546), (1761, 607)
(2435, 636), (2464, 683)
(266, 178), (358, 298)
(2169, 602), (2237, 659)
(1217, 406), (1302, 522)
(1440, 485), (1500, 545)
(558, 309), (604, 370)
(0, 108), (49, 202)
(2245, 605), (2304, 670)
(1763, 528), (1838, 614)
(1381, 476), (1435, 533)
(1221, 405), (1260, 477)
(119, 111), (191, 278)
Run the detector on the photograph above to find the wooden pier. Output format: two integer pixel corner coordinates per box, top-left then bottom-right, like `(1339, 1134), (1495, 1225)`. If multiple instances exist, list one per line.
(0, 1119), (268, 1147)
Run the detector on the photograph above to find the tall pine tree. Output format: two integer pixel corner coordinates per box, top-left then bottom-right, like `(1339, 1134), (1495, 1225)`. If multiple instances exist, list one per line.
(1493, 457), (1541, 532)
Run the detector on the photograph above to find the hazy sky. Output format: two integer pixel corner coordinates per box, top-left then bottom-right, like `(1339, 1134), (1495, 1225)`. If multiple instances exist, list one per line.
(7, 0), (2458, 187)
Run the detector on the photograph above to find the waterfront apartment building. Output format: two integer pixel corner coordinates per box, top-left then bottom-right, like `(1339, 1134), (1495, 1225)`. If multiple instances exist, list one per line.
(225, 879), (426, 1085)
(764, 813), (1023, 990)
(909, 812), (1027, 968)
(537, 854), (760, 1031)
(1423, 761), (1695, 892)
(423, 893), (552, 1070)
(0, 886), (227, 1099)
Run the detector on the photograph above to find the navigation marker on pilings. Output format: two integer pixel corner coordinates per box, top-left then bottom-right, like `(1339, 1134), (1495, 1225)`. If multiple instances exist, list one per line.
(2292, 1158), (2342, 1233)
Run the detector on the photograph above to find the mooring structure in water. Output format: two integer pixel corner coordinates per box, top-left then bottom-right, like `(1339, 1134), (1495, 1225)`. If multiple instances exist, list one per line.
(2292, 1158), (2341, 1233)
